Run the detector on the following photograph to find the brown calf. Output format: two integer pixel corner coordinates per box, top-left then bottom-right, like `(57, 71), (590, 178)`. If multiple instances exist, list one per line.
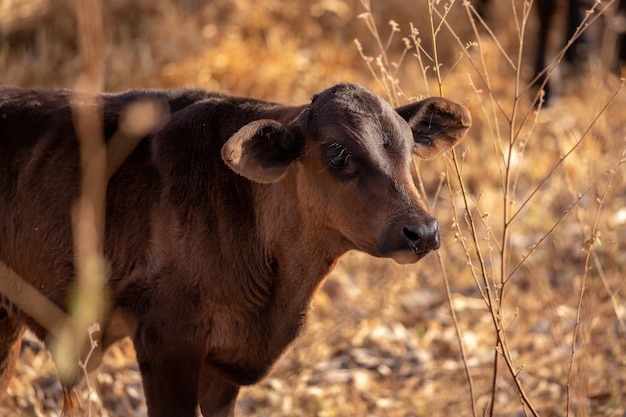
(0, 83), (470, 416)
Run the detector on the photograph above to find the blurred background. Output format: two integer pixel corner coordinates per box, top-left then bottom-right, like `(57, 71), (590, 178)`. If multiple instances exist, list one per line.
(1, 0), (625, 416)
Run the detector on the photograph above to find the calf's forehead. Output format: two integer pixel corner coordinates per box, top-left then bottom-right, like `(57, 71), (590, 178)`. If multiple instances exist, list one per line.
(306, 84), (412, 151)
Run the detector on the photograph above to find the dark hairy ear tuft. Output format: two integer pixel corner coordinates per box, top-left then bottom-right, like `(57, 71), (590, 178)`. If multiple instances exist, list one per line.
(222, 120), (302, 183)
(396, 97), (471, 159)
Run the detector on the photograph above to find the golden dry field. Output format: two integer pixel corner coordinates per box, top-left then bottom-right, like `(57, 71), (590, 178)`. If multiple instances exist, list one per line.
(1, 0), (626, 416)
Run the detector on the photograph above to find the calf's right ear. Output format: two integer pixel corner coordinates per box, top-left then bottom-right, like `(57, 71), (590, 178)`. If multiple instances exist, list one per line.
(222, 119), (302, 183)
(395, 97), (471, 159)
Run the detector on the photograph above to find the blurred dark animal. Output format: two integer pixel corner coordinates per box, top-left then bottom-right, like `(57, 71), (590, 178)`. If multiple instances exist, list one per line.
(0, 83), (471, 417)
(476, 0), (626, 104)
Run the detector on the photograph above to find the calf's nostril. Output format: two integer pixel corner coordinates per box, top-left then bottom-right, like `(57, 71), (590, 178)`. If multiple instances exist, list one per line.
(402, 221), (440, 253)
(402, 226), (421, 243)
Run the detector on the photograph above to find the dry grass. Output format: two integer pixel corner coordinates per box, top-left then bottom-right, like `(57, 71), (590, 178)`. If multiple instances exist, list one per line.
(1, 0), (625, 416)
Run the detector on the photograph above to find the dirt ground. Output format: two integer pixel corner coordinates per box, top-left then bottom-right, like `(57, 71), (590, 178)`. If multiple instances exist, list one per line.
(1, 0), (625, 416)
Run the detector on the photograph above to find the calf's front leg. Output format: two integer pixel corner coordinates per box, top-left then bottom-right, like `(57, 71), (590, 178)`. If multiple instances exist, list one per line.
(134, 331), (202, 417)
(197, 363), (240, 417)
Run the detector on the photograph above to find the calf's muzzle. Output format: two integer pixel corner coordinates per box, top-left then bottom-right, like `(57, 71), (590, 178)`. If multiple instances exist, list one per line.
(379, 215), (441, 264)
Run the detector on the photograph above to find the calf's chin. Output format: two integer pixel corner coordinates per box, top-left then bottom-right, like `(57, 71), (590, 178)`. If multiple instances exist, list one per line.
(386, 249), (425, 265)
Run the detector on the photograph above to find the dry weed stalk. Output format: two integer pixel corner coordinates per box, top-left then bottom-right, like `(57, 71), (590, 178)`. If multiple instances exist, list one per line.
(0, 0), (109, 408)
(65, 1), (165, 414)
(355, 0), (414, 106)
(1, 0), (167, 412)
(457, 1), (624, 416)
(356, 2), (480, 416)
(60, 0), (107, 414)
(455, 2), (624, 416)
(359, 1), (625, 416)
(566, 164), (621, 417)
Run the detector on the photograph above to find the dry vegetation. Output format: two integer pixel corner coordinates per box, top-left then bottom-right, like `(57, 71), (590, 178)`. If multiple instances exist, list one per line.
(1, 0), (626, 416)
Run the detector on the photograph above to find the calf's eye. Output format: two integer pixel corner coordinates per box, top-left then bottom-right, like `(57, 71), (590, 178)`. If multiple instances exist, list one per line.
(330, 148), (350, 167)
(415, 136), (434, 147)
(325, 141), (352, 169)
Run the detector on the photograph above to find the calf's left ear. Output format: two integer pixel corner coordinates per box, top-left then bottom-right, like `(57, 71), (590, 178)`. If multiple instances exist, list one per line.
(395, 97), (471, 159)
(222, 119), (302, 183)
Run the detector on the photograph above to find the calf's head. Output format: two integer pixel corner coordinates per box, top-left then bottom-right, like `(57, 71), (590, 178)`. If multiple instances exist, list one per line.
(222, 84), (471, 263)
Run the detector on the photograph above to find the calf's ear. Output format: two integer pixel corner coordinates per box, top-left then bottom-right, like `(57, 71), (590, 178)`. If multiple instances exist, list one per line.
(222, 119), (302, 183)
(395, 97), (471, 159)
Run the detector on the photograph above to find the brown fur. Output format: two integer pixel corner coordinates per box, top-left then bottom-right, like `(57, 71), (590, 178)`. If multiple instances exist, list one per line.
(0, 83), (470, 416)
